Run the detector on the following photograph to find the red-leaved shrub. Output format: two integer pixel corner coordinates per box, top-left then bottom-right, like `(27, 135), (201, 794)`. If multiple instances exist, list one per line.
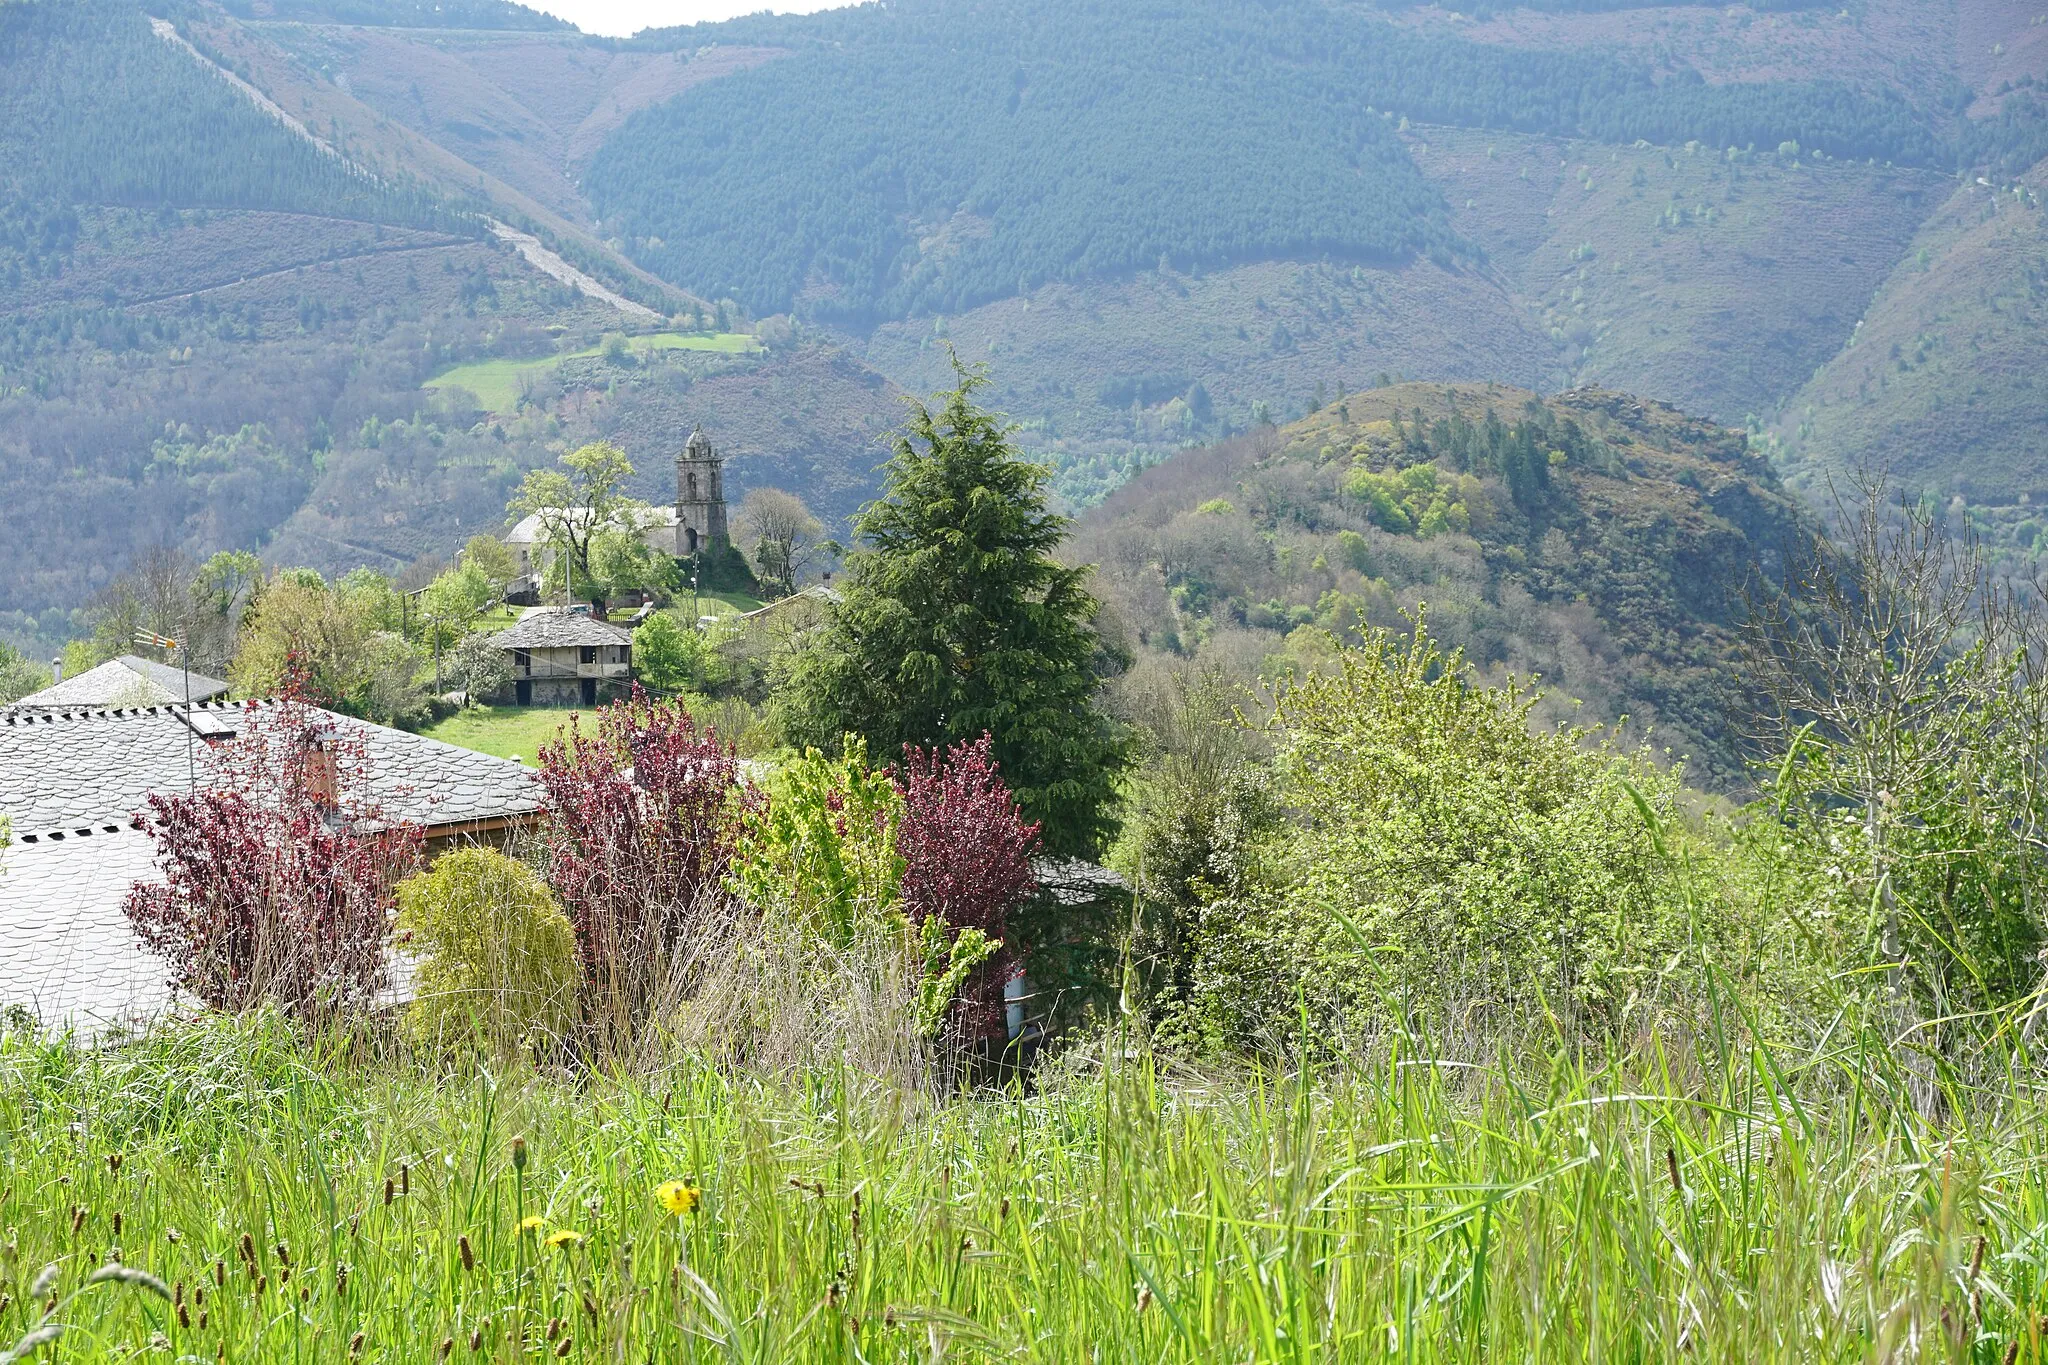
(123, 689), (422, 1022)
(896, 734), (1040, 1042)
(533, 689), (747, 1039)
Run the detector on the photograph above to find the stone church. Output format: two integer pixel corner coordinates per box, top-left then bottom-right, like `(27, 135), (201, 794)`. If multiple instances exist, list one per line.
(505, 426), (753, 599)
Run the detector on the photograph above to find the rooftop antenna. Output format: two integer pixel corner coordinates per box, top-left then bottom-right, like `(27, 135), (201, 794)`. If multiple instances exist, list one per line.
(135, 628), (194, 791)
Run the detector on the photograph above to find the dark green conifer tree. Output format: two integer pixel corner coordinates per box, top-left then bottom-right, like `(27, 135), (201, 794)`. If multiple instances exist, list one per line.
(779, 365), (1129, 857)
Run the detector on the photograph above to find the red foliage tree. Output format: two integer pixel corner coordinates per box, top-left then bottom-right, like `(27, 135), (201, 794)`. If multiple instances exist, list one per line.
(123, 687), (422, 1022)
(533, 689), (748, 1036)
(896, 734), (1041, 1043)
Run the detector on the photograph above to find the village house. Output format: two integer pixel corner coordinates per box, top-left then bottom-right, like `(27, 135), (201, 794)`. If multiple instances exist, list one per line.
(0, 700), (541, 1033)
(485, 607), (635, 708)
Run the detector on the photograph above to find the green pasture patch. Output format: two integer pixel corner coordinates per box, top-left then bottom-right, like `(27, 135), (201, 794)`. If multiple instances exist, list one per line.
(424, 332), (760, 413)
(420, 705), (577, 766)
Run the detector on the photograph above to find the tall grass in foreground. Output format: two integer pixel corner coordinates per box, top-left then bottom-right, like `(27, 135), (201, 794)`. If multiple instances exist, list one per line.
(2, 1013), (2046, 1362)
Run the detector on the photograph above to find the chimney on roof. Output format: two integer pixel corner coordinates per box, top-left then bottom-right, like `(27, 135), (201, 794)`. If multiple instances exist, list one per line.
(50, 657), (62, 684)
(303, 723), (340, 812)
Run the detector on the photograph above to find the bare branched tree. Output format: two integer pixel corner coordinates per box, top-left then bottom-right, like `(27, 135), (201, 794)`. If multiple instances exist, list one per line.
(737, 487), (827, 598)
(1742, 471), (2048, 1031)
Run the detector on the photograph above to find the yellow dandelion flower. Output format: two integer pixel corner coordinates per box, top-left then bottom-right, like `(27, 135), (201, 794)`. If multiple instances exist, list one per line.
(655, 1181), (702, 1216)
(543, 1229), (583, 1250)
(517, 1216), (547, 1235)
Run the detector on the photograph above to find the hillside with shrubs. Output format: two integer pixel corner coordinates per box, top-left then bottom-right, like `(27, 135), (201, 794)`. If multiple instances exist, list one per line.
(1076, 382), (1805, 790)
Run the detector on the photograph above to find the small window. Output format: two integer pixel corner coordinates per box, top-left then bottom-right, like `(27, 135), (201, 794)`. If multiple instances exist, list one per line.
(580, 646), (597, 665)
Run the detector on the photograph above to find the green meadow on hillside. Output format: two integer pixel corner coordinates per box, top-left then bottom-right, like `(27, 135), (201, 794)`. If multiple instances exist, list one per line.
(425, 333), (761, 413)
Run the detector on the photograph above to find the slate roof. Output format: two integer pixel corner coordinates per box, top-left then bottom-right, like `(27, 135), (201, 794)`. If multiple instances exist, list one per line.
(0, 701), (541, 1032)
(0, 831), (177, 1032)
(0, 700), (542, 839)
(8, 655), (230, 711)
(489, 609), (636, 651)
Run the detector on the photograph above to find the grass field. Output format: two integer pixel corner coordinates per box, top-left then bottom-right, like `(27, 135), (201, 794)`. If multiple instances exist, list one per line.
(3, 1015), (2045, 1362)
(420, 706), (576, 766)
(426, 333), (761, 413)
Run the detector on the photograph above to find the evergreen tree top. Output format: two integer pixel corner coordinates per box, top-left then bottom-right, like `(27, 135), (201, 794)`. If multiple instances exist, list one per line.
(780, 363), (1128, 857)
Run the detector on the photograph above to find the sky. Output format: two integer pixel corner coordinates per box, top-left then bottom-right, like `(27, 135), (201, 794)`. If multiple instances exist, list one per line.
(522, 0), (854, 36)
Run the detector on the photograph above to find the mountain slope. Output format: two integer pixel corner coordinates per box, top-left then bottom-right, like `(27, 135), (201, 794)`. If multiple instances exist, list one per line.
(0, 0), (911, 654)
(588, 0), (1962, 326)
(1775, 160), (2048, 546)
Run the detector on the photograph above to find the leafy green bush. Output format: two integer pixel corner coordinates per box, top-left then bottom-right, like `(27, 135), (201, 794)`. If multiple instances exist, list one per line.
(0, 642), (48, 704)
(1343, 463), (1479, 537)
(450, 632), (511, 704)
(1178, 618), (1700, 1048)
(632, 613), (702, 694)
(393, 848), (579, 1056)
(731, 739), (904, 945)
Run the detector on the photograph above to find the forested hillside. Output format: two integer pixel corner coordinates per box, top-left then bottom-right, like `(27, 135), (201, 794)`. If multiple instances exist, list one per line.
(217, 0), (569, 28)
(0, 0), (458, 233)
(1074, 383), (1806, 789)
(590, 0), (1991, 324)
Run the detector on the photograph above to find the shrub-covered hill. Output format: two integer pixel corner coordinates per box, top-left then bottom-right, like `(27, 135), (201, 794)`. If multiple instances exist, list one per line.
(1074, 382), (1805, 791)
(1775, 161), (2048, 571)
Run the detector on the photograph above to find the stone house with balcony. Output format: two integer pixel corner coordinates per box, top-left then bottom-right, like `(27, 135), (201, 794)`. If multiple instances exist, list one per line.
(486, 608), (635, 707)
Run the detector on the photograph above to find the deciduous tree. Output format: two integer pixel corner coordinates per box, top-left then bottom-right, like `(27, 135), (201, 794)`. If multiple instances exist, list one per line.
(508, 442), (648, 608)
(123, 685), (423, 1022)
(737, 488), (827, 598)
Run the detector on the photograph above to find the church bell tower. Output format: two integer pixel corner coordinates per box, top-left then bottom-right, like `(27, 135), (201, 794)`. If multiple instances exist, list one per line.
(675, 426), (730, 555)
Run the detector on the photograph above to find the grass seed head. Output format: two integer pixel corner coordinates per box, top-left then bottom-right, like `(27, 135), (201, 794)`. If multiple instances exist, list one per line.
(88, 1263), (170, 1300)
(458, 1235), (474, 1272)
(348, 1329), (364, 1355)
(511, 1137), (528, 1172)
(439, 1337), (454, 1359)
